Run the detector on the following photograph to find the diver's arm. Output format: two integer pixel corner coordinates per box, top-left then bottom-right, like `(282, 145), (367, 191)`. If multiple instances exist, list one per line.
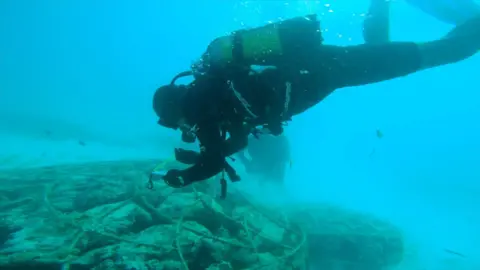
(174, 148), (199, 165)
(177, 121), (225, 184)
(176, 120), (247, 184)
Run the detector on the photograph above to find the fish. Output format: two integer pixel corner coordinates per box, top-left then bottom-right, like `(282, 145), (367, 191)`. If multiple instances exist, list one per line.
(444, 248), (467, 258)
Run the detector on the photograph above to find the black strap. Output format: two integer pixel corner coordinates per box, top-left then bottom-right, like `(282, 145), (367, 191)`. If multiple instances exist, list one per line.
(170, 70), (194, 85)
(220, 172), (227, 200)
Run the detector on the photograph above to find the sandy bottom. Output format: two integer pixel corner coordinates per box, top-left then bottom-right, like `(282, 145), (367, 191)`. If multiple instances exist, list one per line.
(0, 132), (163, 170)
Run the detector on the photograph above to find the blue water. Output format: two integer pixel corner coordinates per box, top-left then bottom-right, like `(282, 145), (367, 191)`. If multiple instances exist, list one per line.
(0, 0), (479, 269)
(407, 0), (480, 24)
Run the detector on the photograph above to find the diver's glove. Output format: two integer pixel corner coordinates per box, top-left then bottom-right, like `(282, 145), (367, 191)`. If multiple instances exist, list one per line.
(163, 169), (190, 188)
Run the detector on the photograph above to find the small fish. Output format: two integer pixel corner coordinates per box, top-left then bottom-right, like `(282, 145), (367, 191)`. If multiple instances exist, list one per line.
(376, 129), (383, 139)
(444, 248), (466, 258)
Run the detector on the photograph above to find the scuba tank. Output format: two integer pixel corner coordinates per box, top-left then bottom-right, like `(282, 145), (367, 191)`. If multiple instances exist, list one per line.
(194, 14), (323, 75)
(166, 14), (316, 140)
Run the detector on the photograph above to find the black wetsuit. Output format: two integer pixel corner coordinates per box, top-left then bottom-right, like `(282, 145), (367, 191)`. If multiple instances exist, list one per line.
(165, 6), (480, 188)
(169, 43), (419, 187)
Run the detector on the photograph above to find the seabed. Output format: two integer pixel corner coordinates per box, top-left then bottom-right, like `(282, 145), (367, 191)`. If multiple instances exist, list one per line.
(0, 159), (404, 270)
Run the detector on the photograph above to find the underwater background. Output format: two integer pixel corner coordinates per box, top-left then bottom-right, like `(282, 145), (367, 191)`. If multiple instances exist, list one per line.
(0, 0), (479, 269)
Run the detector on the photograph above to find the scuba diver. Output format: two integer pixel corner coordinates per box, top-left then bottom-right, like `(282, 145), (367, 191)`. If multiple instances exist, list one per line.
(237, 134), (290, 185)
(153, 9), (480, 188)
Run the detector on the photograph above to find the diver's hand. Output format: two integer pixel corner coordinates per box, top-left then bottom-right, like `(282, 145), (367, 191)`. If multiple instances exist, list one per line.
(163, 169), (188, 188)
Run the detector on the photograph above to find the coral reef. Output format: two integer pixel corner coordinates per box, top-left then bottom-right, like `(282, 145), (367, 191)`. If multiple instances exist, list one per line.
(0, 159), (404, 270)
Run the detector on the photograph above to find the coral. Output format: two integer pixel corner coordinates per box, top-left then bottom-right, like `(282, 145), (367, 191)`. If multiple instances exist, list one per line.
(0, 159), (405, 270)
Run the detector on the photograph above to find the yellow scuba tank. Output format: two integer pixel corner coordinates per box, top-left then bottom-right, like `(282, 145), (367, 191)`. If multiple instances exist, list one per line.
(199, 14), (323, 72)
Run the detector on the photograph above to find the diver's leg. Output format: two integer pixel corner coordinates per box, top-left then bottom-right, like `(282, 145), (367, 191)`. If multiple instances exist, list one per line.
(420, 14), (480, 69)
(363, 0), (391, 44)
(317, 14), (480, 89)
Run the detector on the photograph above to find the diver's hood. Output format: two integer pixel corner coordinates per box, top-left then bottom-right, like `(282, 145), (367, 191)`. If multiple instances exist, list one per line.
(153, 71), (194, 129)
